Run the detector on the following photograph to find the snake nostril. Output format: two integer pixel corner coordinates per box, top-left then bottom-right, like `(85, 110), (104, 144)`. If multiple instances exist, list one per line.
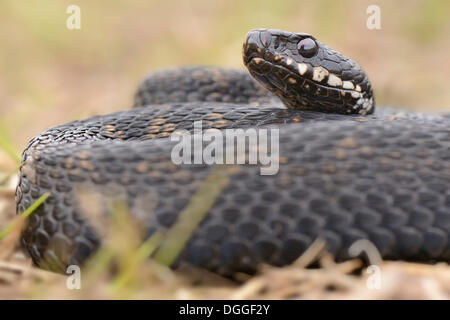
(259, 30), (272, 48)
(245, 30), (261, 46)
(273, 37), (280, 50)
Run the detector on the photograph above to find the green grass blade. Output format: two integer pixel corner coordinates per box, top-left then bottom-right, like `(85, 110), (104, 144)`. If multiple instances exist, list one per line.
(111, 231), (164, 290)
(0, 132), (21, 164)
(0, 165), (20, 191)
(136, 231), (164, 261)
(0, 166), (20, 188)
(0, 192), (50, 240)
(154, 165), (232, 267)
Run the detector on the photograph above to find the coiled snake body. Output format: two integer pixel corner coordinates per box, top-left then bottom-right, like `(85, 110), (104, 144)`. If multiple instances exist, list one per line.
(16, 29), (450, 275)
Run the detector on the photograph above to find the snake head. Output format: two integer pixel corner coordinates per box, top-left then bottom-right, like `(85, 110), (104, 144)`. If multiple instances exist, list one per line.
(243, 29), (375, 115)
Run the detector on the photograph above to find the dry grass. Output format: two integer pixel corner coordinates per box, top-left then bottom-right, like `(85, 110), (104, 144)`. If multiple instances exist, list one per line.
(0, 173), (449, 300)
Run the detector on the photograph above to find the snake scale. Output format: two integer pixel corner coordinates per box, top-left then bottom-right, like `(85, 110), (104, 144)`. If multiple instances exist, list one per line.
(16, 29), (450, 276)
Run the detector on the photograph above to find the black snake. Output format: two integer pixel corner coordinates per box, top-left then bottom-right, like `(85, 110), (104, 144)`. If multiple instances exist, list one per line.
(16, 29), (450, 276)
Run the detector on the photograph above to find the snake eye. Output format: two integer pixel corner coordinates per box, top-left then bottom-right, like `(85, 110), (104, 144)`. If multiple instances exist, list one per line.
(297, 38), (317, 58)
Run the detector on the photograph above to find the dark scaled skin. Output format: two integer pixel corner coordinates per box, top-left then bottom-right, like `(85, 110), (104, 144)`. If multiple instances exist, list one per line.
(16, 29), (450, 276)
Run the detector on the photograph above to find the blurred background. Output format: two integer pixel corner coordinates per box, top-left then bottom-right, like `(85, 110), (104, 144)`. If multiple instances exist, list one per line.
(0, 0), (450, 168)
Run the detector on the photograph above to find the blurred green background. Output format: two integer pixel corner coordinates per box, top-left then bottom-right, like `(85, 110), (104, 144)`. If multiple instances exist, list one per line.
(0, 0), (450, 167)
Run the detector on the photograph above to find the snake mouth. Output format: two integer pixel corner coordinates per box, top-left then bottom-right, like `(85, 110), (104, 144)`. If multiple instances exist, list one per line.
(244, 49), (365, 112)
(247, 56), (362, 101)
(243, 29), (375, 115)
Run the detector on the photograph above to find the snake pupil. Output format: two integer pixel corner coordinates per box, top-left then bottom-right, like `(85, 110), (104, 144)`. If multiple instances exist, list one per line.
(297, 38), (317, 58)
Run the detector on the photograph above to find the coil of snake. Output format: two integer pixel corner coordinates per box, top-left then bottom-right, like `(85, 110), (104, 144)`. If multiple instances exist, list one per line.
(16, 29), (450, 276)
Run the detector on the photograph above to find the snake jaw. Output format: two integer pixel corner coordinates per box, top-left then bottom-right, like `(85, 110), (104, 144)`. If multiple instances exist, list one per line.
(243, 29), (375, 115)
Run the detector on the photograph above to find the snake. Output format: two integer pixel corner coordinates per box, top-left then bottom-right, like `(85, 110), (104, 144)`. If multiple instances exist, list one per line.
(16, 29), (450, 276)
